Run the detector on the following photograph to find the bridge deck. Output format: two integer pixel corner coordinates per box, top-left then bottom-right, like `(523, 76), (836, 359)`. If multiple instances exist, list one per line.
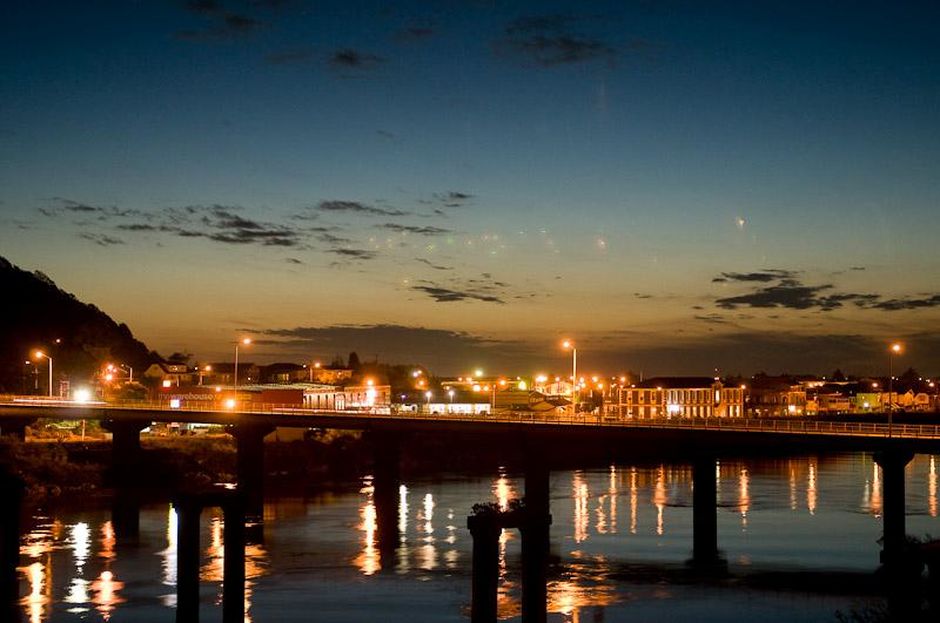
(2, 397), (940, 442)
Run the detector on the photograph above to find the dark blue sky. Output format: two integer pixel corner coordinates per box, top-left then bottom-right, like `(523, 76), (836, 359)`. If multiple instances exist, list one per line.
(2, 1), (939, 375)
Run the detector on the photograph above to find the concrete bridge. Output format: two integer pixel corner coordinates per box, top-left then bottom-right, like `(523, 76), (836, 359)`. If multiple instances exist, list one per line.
(1, 397), (938, 622)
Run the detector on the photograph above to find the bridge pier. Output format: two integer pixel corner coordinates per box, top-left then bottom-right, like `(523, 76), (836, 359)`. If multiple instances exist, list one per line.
(467, 512), (501, 623)
(521, 461), (551, 623)
(874, 448), (915, 568)
(173, 488), (248, 623)
(690, 456), (723, 569)
(0, 470), (24, 623)
(102, 420), (150, 540)
(371, 433), (402, 570)
(230, 424), (274, 520)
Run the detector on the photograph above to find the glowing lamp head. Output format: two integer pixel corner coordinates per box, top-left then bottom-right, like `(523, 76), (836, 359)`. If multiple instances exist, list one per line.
(424, 391), (432, 399)
(890, 343), (902, 354)
(224, 398), (237, 409)
(474, 369), (483, 378)
(241, 337), (252, 345)
(34, 350), (45, 360)
(562, 339), (573, 350)
(73, 388), (92, 403)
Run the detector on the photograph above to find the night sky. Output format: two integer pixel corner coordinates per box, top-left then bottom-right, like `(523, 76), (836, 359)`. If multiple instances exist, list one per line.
(2, 1), (939, 376)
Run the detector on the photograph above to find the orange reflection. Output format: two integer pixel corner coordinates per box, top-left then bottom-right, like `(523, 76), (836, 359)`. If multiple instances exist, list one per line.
(629, 468), (637, 535)
(789, 462), (797, 511)
(738, 468), (750, 529)
(201, 511), (269, 623)
(99, 521), (116, 562)
(546, 554), (619, 618)
(807, 461), (818, 515)
(929, 456), (937, 518)
(608, 465), (618, 534)
(20, 521), (54, 623)
(869, 463), (883, 517)
(91, 569), (124, 620)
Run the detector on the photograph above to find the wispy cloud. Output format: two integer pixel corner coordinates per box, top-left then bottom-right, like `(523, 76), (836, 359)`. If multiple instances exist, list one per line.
(329, 49), (384, 71)
(416, 258), (453, 271)
(177, 1), (264, 40)
(315, 200), (410, 217)
(496, 14), (617, 67)
(379, 223), (451, 235)
(326, 248), (377, 260)
(432, 191), (474, 208)
(78, 233), (125, 247)
(712, 269), (797, 283)
(410, 274), (515, 304)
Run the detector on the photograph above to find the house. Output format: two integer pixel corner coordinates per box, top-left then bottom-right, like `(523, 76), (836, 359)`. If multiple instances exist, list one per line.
(143, 362), (194, 389)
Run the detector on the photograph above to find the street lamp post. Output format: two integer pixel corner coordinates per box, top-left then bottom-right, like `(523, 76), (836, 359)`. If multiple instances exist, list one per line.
(34, 351), (53, 397)
(448, 389), (454, 414)
(562, 339), (578, 412)
(887, 342), (902, 437)
(234, 337), (252, 395)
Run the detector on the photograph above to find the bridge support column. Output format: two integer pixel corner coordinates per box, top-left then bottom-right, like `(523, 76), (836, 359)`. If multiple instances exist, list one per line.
(0, 471), (24, 622)
(102, 420), (149, 541)
(874, 448), (915, 568)
(521, 461), (551, 623)
(691, 456), (722, 568)
(175, 499), (202, 623)
(0, 417), (34, 440)
(467, 513), (501, 623)
(173, 488), (247, 623)
(222, 494), (246, 623)
(231, 424), (273, 520)
(371, 433), (402, 570)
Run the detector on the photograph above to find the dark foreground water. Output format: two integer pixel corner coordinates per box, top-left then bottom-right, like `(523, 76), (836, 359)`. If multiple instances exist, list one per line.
(16, 453), (940, 622)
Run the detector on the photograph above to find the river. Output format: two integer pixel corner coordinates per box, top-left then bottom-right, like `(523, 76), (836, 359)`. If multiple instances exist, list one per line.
(15, 452), (940, 622)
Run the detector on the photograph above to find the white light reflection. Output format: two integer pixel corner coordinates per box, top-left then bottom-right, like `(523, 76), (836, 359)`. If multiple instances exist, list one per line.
(160, 504), (178, 606)
(355, 476), (379, 576)
(24, 562), (47, 623)
(65, 522), (92, 613)
(397, 484), (410, 573)
(573, 472), (589, 543)
(653, 466), (667, 536)
(789, 462), (797, 511)
(418, 493), (437, 571)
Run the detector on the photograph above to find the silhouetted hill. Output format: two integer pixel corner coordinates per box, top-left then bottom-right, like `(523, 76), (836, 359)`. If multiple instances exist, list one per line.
(0, 256), (159, 393)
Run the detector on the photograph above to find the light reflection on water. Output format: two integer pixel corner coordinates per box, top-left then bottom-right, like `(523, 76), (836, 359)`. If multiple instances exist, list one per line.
(16, 453), (940, 622)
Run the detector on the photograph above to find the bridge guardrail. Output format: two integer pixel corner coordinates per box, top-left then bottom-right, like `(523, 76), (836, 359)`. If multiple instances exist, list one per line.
(1, 396), (939, 440)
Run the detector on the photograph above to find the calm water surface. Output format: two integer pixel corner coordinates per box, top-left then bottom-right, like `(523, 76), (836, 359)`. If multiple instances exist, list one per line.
(16, 452), (940, 622)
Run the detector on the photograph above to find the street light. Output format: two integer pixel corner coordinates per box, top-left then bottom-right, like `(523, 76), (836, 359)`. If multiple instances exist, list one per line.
(887, 342), (902, 437)
(562, 339), (578, 411)
(234, 337), (252, 393)
(34, 351), (53, 397)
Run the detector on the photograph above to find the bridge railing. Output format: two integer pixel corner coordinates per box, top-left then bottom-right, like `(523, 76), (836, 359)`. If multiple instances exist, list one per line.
(2, 395), (939, 440)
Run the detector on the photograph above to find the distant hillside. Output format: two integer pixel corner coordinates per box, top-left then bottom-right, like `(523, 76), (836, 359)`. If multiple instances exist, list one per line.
(0, 256), (159, 393)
